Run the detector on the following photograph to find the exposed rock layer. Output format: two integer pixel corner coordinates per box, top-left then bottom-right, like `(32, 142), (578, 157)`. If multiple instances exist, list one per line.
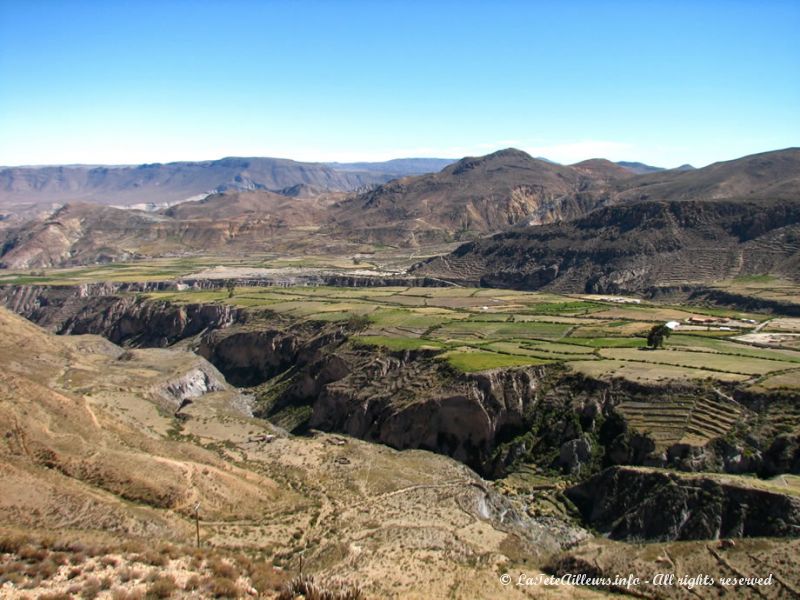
(566, 466), (800, 540)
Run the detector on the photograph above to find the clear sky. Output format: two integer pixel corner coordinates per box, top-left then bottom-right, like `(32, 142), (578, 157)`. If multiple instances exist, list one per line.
(0, 0), (798, 167)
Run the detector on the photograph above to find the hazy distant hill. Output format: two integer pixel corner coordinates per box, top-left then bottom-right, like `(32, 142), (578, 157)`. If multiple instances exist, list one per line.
(0, 156), (452, 209)
(325, 158), (455, 176)
(0, 192), (334, 269)
(414, 148), (800, 293)
(609, 148), (800, 204)
(616, 161), (665, 174)
(571, 159), (635, 180)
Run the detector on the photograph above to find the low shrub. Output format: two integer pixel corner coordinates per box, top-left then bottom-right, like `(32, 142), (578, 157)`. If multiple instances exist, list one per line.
(278, 575), (365, 600)
(145, 574), (178, 599)
(208, 576), (240, 598)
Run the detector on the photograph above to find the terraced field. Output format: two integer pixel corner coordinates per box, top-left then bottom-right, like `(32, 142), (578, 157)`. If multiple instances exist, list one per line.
(617, 392), (744, 448)
(137, 284), (800, 390)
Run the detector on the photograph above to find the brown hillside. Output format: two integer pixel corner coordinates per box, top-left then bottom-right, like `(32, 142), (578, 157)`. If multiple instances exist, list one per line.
(415, 198), (800, 293)
(0, 307), (596, 598)
(327, 148), (606, 246)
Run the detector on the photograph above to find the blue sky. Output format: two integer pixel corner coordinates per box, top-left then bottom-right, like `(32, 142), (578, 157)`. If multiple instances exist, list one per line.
(0, 0), (798, 167)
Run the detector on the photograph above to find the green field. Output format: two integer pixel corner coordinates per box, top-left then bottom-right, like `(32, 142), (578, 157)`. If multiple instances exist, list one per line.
(135, 283), (800, 389)
(3, 256), (798, 389)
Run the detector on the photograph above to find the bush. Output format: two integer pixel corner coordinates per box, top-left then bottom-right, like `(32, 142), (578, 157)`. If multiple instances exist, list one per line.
(39, 593), (73, 600)
(158, 543), (181, 560)
(27, 558), (58, 580)
(118, 566), (143, 583)
(145, 574), (178, 598)
(189, 554), (204, 570)
(0, 562), (25, 585)
(99, 555), (119, 568)
(67, 566), (83, 579)
(0, 533), (28, 554)
(136, 550), (168, 567)
(208, 576), (240, 598)
(112, 589), (145, 600)
(208, 557), (238, 580)
(81, 577), (102, 599)
(119, 540), (147, 554)
(18, 544), (48, 562)
(184, 574), (201, 590)
(278, 575), (365, 600)
(249, 562), (286, 593)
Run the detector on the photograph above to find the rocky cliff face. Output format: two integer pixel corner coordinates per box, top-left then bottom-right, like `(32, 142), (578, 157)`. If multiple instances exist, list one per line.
(306, 352), (548, 471)
(0, 284), (241, 346)
(198, 323), (348, 388)
(566, 466), (800, 541)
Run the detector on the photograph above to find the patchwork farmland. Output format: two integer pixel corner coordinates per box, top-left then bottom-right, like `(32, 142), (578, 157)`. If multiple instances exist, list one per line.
(137, 284), (800, 391)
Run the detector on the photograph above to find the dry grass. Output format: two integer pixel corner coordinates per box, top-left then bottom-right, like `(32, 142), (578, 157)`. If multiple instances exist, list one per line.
(278, 574), (365, 600)
(111, 590), (145, 600)
(0, 530), (290, 599)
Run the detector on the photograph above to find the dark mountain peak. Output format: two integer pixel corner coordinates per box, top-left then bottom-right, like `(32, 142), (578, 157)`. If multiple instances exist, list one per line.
(675, 164), (696, 171)
(214, 157), (255, 168)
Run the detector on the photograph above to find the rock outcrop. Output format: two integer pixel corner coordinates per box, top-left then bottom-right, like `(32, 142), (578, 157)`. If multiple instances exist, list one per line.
(157, 365), (227, 409)
(566, 466), (800, 540)
(0, 284), (241, 345)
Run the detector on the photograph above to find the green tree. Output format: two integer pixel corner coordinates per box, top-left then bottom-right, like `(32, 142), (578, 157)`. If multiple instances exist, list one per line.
(647, 324), (672, 349)
(225, 280), (236, 298)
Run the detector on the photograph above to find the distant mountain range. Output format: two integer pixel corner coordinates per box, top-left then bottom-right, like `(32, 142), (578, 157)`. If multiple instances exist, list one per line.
(0, 155), (689, 212)
(616, 161), (665, 174)
(1, 147), (797, 296)
(0, 156), (457, 209)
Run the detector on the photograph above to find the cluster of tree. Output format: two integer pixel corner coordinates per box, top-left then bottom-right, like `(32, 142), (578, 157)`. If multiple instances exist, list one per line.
(647, 324), (672, 349)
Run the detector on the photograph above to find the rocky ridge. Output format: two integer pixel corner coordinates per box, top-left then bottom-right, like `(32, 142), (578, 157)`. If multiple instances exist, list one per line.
(415, 197), (800, 294)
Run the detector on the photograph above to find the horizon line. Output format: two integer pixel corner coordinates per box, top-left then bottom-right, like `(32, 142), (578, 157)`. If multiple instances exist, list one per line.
(1, 145), (796, 171)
